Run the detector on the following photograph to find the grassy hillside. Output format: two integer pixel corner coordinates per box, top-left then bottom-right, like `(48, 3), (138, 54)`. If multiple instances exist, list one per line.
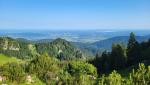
(0, 54), (22, 65)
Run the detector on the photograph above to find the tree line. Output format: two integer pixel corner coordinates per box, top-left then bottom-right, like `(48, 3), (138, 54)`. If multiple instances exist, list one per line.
(91, 32), (150, 74)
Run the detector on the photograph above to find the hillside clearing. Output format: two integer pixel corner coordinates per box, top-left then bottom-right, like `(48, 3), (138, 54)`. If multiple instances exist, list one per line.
(0, 54), (22, 65)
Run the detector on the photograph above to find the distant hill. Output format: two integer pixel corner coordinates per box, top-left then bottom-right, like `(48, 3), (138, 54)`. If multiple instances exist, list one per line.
(1, 34), (150, 59)
(73, 35), (150, 55)
(92, 35), (150, 49)
(34, 39), (53, 43)
(16, 38), (33, 43)
(36, 38), (85, 60)
(0, 37), (36, 59)
(0, 37), (86, 60)
(0, 37), (85, 60)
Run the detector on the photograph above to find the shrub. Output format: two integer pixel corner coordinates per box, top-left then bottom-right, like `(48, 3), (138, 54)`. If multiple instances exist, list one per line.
(0, 62), (25, 83)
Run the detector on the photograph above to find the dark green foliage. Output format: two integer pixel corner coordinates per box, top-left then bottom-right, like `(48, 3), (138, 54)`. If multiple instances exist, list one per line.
(140, 39), (150, 63)
(91, 51), (111, 73)
(110, 44), (126, 70)
(91, 44), (126, 73)
(127, 32), (141, 65)
(91, 32), (150, 74)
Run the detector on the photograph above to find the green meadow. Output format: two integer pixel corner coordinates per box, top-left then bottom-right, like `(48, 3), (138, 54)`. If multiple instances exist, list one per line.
(0, 54), (22, 65)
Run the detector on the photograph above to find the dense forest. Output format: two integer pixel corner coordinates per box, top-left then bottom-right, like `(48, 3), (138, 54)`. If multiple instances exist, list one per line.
(0, 32), (150, 85)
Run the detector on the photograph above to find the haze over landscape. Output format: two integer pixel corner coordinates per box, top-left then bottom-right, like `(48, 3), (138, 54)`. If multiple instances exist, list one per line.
(0, 0), (150, 85)
(0, 0), (150, 42)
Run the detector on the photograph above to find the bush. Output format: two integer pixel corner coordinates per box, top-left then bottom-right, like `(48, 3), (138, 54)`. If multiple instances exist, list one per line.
(129, 63), (150, 85)
(97, 71), (123, 85)
(97, 63), (150, 85)
(0, 62), (25, 83)
(67, 61), (97, 85)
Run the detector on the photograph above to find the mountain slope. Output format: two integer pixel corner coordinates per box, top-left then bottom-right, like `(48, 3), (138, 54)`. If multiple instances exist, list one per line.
(74, 35), (150, 55)
(36, 38), (85, 60)
(92, 36), (150, 49)
(0, 37), (35, 59)
(1, 34), (149, 60)
(0, 37), (85, 60)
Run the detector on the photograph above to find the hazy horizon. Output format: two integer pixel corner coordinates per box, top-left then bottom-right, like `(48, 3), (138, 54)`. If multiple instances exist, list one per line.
(1, 29), (150, 43)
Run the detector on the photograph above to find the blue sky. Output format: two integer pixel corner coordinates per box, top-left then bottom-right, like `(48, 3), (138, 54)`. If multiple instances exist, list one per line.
(0, 0), (150, 30)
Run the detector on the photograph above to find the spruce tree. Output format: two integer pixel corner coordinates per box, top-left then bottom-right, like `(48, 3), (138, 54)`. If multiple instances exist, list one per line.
(127, 32), (140, 65)
(111, 44), (126, 70)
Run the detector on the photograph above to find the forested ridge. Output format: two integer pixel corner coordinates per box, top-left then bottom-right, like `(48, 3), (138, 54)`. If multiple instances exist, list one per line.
(0, 32), (150, 85)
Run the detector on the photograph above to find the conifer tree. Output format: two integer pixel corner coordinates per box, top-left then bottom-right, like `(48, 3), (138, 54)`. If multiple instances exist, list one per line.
(127, 32), (140, 65)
